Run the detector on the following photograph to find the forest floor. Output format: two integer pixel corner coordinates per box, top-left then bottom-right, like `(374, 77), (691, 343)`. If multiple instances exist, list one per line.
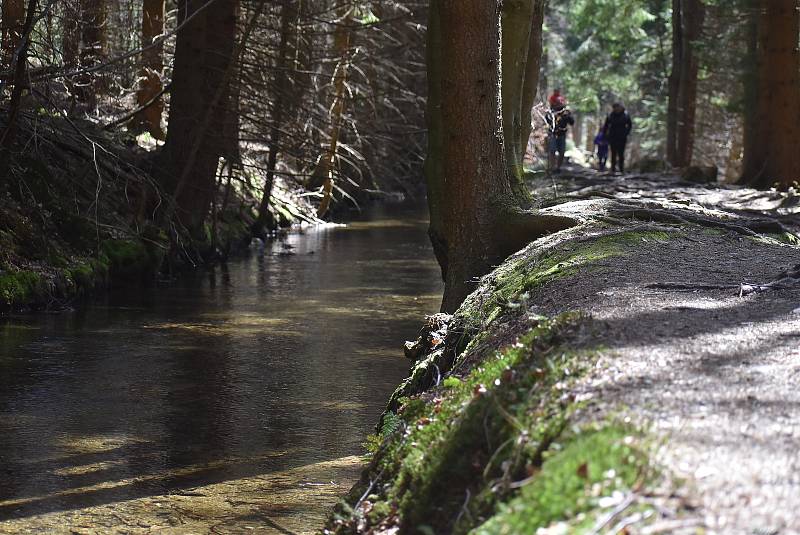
(329, 167), (800, 535)
(533, 168), (800, 533)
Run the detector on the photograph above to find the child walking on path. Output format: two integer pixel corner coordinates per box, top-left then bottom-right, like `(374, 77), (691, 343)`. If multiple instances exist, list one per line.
(594, 128), (609, 171)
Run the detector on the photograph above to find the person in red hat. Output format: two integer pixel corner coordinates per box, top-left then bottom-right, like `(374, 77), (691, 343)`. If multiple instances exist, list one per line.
(549, 88), (566, 109)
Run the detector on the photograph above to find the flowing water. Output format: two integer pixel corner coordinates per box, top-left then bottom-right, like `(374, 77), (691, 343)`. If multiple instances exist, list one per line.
(0, 205), (442, 534)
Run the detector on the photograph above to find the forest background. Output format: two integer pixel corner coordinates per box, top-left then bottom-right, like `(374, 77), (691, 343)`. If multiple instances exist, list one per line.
(0, 0), (792, 306)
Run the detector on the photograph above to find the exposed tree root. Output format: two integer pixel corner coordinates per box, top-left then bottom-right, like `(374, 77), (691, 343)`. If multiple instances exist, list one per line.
(646, 265), (800, 297)
(496, 208), (582, 260)
(739, 264), (800, 296)
(603, 200), (797, 238)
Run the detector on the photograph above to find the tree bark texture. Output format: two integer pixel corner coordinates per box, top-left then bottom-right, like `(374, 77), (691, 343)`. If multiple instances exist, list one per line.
(433, 0), (513, 311)
(77, 0), (108, 103)
(666, 0), (681, 165)
(519, 0), (545, 159)
(134, 0), (165, 139)
(0, 0), (35, 152)
(257, 0), (299, 229)
(740, 0), (758, 179)
(309, 1), (352, 217)
(501, 0), (540, 199)
(158, 0), (238, 236)
(742, 0), (800, 188)
(675, 0), (704, 167)
(1, 0), (24, 69)
(426, 0), (576, 312)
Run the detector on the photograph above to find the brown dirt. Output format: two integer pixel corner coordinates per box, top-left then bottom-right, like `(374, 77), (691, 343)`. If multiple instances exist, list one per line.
(527, 168), (800, 534)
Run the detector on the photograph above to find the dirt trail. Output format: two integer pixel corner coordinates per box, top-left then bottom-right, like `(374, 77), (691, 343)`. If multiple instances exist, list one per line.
(533, 168), (800, 534)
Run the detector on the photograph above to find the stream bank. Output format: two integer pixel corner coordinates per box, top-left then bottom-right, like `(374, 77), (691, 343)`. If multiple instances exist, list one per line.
(0, 114), (324, 314)
(0, 205), (442, 534)
(327, 169), (800, 534)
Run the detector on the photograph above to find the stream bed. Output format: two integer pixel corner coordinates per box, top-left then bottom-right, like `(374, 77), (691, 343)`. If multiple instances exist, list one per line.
(0, 204), (442, 534)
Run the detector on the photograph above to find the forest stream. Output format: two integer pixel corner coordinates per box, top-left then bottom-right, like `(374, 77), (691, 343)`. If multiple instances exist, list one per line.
(0, 204), (442, 534)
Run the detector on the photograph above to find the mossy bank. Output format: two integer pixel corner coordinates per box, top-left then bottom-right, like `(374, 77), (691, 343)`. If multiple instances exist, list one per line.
(323, 225), (695, 535)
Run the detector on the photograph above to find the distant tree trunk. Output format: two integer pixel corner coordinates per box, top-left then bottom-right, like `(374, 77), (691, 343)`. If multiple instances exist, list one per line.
(741, 0), (800, 189)
(425, 1), (447, 280)
(501, 0), (543, 199)
(0, 0), (35, 152)
(666, 0), (681, 165)
(221, 0), (242, 166)
(134, 0), (166, 139)
(256, 0), (298, 230)
(158, 0), (238, 237)
(426, 0), (575, 312)
(519, 0), (545, 158)
(309, 1), (352, 218)
(674, 0), (704, 166)
(78, 0), (108, 105)
(1, 0), (25, 69)
(572, 112), (582, 151)
(740, 0), (759, 181)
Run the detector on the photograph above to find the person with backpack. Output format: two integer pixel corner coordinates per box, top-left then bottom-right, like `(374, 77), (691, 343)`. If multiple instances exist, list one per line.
(545, 101), (574, 173)
(593, 127), (609, 171)
(602, 102), (632, 173)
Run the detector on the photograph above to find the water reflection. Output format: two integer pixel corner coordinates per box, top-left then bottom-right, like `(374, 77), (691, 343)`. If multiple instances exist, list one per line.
(0, 204), (442, 533)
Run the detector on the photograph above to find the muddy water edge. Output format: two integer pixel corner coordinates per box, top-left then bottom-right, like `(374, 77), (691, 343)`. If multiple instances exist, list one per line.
(0, 204), (442, 534)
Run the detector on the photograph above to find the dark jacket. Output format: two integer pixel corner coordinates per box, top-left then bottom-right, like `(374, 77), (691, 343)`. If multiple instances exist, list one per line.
(547, 109), (575, 138)
(603, 110), (632, 142)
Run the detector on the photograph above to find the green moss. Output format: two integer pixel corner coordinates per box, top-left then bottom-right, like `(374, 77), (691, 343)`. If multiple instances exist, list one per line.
(458, 230), (674, 330)
(473, 425), (653, 534)
(748, 232), (800, 247)
(0, 270), (45, 307)
(391, 315), (587, 533)
(339, 313), (608, 534)
(367, 501), (392, 525)
(100, 239), (159, 280)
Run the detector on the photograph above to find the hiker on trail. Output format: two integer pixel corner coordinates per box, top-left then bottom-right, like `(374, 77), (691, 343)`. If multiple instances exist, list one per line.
(603, 102), (632, 173)
(545, 102), (574, 173)
(593, 127), (609, 171)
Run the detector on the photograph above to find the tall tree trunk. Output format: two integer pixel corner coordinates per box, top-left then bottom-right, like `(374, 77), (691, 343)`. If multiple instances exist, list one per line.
(572, 112), (582, 152)
(134, 0), (165, 139)
(427, 0), (576, 312)
(501, 0), (541, 199)
(425, 0), (447, 282)
(0, 0), (35, 153)
(740, 0), (759, 182)
(674, 0), (704, 166)
(256, 0), (298, 230)
(309, 1), (352, 217)
(77, 0), (108, 105)
(519, 0), (545, 159)
(158, 0), (238, 237)
(1, 0), (25, 69)
(741, 0), (800, 188)
(666, 0), (681, 165)
(221, 0), (242, 166)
